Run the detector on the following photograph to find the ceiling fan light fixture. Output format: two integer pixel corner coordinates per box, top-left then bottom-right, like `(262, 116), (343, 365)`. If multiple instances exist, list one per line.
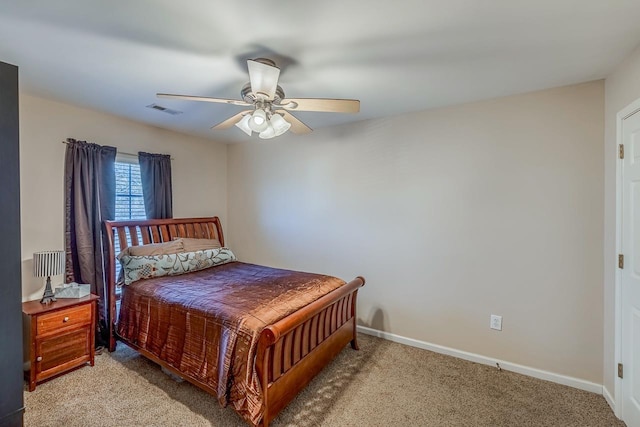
(258, 123), (276, 139)
(270, 113), (291, 137)
(234, 114), (253, 136)
(249, 109), (269, 132)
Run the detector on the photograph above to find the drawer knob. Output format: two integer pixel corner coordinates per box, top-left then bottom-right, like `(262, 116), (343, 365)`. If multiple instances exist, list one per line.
(63, 316), (69, 322)
(36, 356), (42, 362)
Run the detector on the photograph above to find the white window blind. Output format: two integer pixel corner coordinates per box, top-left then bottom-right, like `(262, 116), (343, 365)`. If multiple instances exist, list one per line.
(115, 162), (146, 221)
(114, 161), (146, 283)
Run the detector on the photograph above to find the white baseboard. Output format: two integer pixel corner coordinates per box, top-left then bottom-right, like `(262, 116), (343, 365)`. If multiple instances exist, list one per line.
(357, 325), (602, 394)
(603, 386), (615, 412)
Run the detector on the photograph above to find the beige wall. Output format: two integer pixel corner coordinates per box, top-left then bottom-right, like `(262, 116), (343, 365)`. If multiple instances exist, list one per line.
(227, 81), (605, 383)
(19, 94), (227, 301)
(603, 44), (640, 398)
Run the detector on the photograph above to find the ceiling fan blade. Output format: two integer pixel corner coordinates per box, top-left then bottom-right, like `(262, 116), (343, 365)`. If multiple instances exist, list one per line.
(278, 98), (360, 113)
(157, 93), (251, 107)
(211, 110), (252, 130)
(247, 59), (280, 100)
(280, 111), (312, 134)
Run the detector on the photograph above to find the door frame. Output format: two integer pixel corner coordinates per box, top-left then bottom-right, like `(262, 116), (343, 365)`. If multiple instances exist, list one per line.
(614, 97), (640, 418)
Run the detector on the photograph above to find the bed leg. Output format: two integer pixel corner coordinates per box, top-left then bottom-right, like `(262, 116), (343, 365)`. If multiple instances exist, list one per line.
(350, 337), (360, 351)
(351, 290), (360, 350)
(108, 330), (117, 352)
(351, 317), (359, 350)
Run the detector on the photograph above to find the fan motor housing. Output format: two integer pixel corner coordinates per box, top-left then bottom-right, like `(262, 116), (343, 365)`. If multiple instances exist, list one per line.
(241, 82), (285, 105)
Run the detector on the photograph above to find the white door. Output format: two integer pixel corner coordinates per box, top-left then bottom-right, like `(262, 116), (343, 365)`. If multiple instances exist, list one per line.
(622, 109), (640, 426)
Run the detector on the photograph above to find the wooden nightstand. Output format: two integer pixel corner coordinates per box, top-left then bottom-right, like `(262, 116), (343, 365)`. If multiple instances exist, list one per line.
(22, 294), (98, 391)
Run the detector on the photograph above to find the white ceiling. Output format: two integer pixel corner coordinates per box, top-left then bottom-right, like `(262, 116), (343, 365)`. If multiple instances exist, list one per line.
(1, 0), (639, 143)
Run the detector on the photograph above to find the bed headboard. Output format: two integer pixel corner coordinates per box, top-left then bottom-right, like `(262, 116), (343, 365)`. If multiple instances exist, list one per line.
(103, 216), (224, 351)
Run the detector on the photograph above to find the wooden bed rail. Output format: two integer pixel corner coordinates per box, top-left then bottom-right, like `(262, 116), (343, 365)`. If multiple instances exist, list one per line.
(258, 276), (365, 347)
(255, 276), (365, 427)
(104, 216), (224, 247)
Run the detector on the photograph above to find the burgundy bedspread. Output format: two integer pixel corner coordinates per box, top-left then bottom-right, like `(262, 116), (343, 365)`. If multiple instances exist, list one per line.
(117, 261), (345, 425)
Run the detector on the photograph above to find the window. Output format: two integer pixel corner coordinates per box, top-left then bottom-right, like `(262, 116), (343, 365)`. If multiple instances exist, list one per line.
(115, 161), (145, 221)
(114, 156), (146, 284)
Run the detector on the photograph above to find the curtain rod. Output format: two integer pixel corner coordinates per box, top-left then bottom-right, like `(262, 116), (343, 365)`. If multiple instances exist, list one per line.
(61, 140), (174, 160)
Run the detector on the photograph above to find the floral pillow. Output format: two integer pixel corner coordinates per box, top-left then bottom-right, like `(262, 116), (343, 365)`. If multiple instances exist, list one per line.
(118, 247), (236, 285)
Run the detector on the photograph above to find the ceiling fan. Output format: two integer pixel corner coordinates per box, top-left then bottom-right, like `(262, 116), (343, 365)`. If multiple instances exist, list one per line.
(157, 58), (360, 139)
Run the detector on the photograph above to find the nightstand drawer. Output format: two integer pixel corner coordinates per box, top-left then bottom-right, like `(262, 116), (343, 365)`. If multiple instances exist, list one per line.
(37, 303), (92, 335)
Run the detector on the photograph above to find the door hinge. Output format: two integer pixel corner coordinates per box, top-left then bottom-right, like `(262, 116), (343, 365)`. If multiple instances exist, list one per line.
(619, 254), (624, 269)
(619, 144), (625, 159)
(619, 363), (624, 379)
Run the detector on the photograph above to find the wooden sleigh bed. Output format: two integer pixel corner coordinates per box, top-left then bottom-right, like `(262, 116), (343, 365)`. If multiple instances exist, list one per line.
(104, 217), (365, 426)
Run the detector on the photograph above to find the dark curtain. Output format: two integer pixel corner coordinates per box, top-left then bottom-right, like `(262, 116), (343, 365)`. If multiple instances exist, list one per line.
(138, 151), (173, 219)
(64, 138), (116, 348)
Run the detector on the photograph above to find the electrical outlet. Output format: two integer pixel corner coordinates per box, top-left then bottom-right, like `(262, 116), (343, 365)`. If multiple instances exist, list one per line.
(490, 314), (502, 331)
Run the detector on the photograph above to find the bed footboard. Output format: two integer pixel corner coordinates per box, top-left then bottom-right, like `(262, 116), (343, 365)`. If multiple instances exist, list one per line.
(255, 276), (365, 427)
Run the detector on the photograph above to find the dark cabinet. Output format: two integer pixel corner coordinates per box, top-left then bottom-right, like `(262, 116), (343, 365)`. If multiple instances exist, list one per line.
(0, 61), (24, 426)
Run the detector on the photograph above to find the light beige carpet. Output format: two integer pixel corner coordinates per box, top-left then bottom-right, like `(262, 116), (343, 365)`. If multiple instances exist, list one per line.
(24, 334), (623, 426)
